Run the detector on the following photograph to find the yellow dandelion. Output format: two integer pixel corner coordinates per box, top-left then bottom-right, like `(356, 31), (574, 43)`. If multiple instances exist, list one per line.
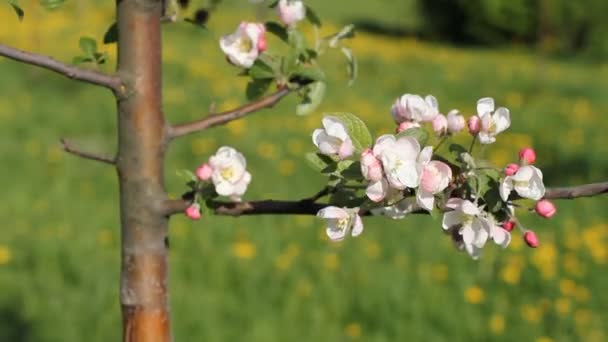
(574, 309), (592, 327)
(464, 286), (485, 304)
(232, 241), (256, 260)
(286, 139), (304, 155)
(191, 137), (216, 156)
(256, 142), (278, 160)
(344, 322), (362, 339)
(226, 119), (246, 137)
(0, 245), (12, 265)
(554, 298), (571, 315)
(489, 314), (505, 335)
(521, 304), (542, 323)
(323, 253), (339, 271)
(531, 243), (557, 280)
(278, 159), (296, 176)
(559, 279), (577, 297)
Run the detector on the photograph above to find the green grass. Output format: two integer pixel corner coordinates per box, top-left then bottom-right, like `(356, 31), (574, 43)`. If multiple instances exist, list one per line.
(1, 1), (608, 341)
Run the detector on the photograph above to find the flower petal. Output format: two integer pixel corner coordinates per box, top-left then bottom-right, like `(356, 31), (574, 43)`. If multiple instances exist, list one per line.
(493, 107), (510, 133)
(416, 190), (435, 211)
(499, 177), (514, 201)
(442, 211), (461, 230)
(366, 179), (389, 202)
(317, 206), (348, 219)
(351, 215), (364, 237)
(322, 116), (349, 141)
(326, 226), (346, 241)
(477, 97), (494, 117)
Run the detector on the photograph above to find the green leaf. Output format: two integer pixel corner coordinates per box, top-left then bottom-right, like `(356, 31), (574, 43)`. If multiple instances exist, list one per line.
(305, 5), (322, 27)
(93, 52), (107, 65)
(265, 21), (288, 42)
(292, 65), (325, 83)
(78, 37), (97, 57)
(326, 112), (372, 152)
(305, 152), (335, 172)
(341, 47), (358, 86)
(249, 59), (276, 79)
(336, 160), (363, 180)
(268, 0), (279, 8)
(327, 24), (355, 48)
(296, 81), (326, 116)
(103, 22), (118, 44)
(246, 78), (273, 101)
(288, 29), (306, 53)
(176, 169), (198, 182)
(396, 127), (429, 147)
(72, 56), (93, 65)
(8, 1), (24, 21)
(39, 0), (64, 10)
(329, 188), (366, 207)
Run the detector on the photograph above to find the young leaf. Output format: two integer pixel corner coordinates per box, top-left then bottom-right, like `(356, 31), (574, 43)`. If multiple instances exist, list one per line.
(8, 0), (24, 21)
(305, 5), (321, 27)
(40, 0), (64, 10)
(249, 59), (276, 79)
(288, 30), (306, 53)
(327, 24), (355, 48)
(305, 152), (335, 172)
(341, 47), (358, 86)
(176, 169), (198, 182)
(246, 78), (273, 101)
(265, 21), (288, 42)
(103, 22), (118, 44)
(396, 127), (429, 146)
(292, 65), (325, 83)
(72, 56), (93, 65)
(326, 112), (372, 151)
(296, 81), (326, 116)
(79, 37), (98, 57)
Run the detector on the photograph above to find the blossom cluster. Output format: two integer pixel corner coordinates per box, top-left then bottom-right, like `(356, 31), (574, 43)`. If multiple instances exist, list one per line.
(312, 94), (557, 259)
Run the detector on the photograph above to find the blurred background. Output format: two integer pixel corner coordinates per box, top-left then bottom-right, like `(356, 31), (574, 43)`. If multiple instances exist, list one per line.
(1, 0), (607, 341)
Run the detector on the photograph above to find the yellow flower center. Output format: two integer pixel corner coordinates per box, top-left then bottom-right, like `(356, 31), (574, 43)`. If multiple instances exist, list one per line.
(220, 167), (234, 180)
(237, 36), (253, 52)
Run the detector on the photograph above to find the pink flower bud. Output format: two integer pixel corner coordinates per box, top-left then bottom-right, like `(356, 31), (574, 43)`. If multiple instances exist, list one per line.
(196, 163), (213, 181)
(396, 120), (420, 133)
(504, 163), (519, 176)
(519, 147), (536, 165)
(535, 199), (556, 218)
(277, 0), (306, 26)
(257, 34), (267, 52)
(360, 149), (383, 181)
(524, 230), (539, 248)
(185, 203), (201, 220)
(446, 109), (465, 134)
(502, 220), (516, 232)
(432, 114), (448, 136)
(468, 116), (481, 135)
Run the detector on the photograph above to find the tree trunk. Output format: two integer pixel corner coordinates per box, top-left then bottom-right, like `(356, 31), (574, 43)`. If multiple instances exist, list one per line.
(115, 0), (171, 340)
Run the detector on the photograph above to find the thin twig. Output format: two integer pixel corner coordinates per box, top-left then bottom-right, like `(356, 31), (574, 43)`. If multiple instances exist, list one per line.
(0, 43), (123, 92)
(169, 87), (293, 138)
(544, 182), (608, 200)
(60, 138), (116, 165)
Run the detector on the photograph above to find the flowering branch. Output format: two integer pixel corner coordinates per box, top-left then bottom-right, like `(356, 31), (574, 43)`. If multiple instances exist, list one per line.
(0, 43), (123, 92)
(169, 87), (293, 139)
(60, 138), (116, 165)
(543, 182), (608, 200)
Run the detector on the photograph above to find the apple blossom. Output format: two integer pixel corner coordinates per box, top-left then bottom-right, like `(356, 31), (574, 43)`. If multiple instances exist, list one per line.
(312, 116), (354, 159)
(370, 197), (418, 219)
(196, 163), (213, 181)
(476, 97), (510, 144)
(442, 199), (491, 259)
(446, 109), (465, 134)
(208, 146), (252, 198)
(500, 165), (545, 201)
(432, 114), (448, 136)
(395, 120), (421, 133)
(185, 203), (201, 220)
(373, 134), (421, 190)
(504, 163), (519, 176)
(277, 0), (306, 27)
(519, 147), (536, 165)
(391, 94), (438, 123)
(360, 148), (383, 182)
(317, 206), (363, 241)
(468, 115), (481, 135)
(535, 199), (556, 218)
(416, 146), (452, 211)
(524, 230), (539, 248)
(219, 22), (266, 68)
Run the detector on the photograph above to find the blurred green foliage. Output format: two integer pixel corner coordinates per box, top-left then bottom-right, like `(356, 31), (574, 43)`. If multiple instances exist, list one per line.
(0, 0), (607, 341)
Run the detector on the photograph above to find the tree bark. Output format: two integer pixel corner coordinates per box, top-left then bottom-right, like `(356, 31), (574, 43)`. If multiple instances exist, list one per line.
(116, 0), (171, 341)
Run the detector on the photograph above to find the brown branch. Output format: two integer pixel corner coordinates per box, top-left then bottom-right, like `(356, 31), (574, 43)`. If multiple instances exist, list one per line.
(60, 138), (116, 165)
(169, 87), (293, 138)
(0, 43), (123, 92)
(543, 182), (608, 200)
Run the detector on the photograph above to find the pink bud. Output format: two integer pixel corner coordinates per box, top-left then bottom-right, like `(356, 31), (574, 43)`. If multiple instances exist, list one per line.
(360, 149), (383, 181)
(446, 109), (465, 134)
(519, 147), (536, 165)
(396, 120), (420, 133)
(502, 220), (516, 232)
(524, 230), (539, 248)
(196, 163), (213, 181)
(432, 114), (448, 136)
(535, 199), (556, 218)
(257, 34), (267, 52)
(468, 116), (481, 135)
(185, 203), (201, 220)
(504, 163), (519, 176)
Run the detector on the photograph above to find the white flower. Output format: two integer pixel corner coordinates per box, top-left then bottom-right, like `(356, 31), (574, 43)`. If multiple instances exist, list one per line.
(391, 94), (438, 123)
(317, 206), (363, 241)
(500, 165), (545, 201)
(446, 109), (465, 134)
(370, 197), (418, 219)
(442, 199), (511, 258)
(277, 0), (306, 26)
(219, 22), (266, 68)
(476, 97), (510, 144)
(374, 134), (421, 190)
(416, 147), (452, 211)
(209, 146), (252, 198)
(312, 116), (354, 159)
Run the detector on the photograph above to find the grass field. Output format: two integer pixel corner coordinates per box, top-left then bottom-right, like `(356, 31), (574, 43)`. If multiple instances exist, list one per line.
(1, 1), (607, 341)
